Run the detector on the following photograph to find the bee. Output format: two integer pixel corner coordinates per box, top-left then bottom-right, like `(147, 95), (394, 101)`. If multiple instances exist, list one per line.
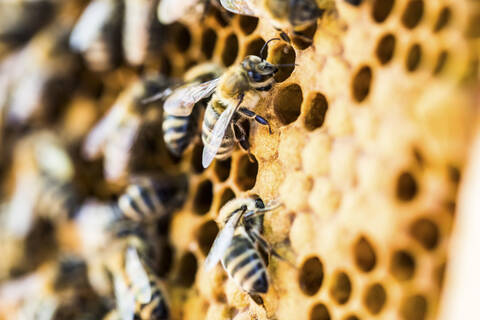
(157, 39), (289, 168)
(157, 0), (231, 24)
(0, 0), (56, 56)
(204, 195), (282, 305)
(69, 0), (123, 71)
(113, 175), (188, 222)
(144, 62), (224, 158)
(82, 74), (170, 181)
(220, 0), (326, 42)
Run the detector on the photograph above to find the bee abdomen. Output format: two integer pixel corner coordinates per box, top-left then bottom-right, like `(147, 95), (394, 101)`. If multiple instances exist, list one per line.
(36, 178), (80, 221)
(222, 235), (268, 294)
(117, 183), (166, 221)
(201, 106), (234, 160)
(137, 287), (169, 320)
(162, 114), (192, 157)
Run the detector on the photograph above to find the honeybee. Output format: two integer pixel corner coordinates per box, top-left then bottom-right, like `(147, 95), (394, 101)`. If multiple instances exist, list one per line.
(220, 0), (326, 42)
(69, 0), (123, 71)
(204, 195), (282, 305)
(144, 62), (224, 158)
(0, 0), (56, 56)
(114, 175), (188, 222)
(158, 41), (286, 168)
(82, 74), (170, 181)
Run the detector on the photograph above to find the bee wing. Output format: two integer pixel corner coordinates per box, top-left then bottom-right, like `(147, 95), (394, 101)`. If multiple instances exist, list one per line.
(157, 0), (200, 24)
(220, 0), (256, 16)
(163, 78), (219, 117)
(125, 247), (152, 304)
(82, 102), (127, 160)
(113, 275), (135, 320)
(201, 103), (236, 168)
(70, 0), (115, 52)
(204, 217), (237, 271)
(103, 120), (141, 181)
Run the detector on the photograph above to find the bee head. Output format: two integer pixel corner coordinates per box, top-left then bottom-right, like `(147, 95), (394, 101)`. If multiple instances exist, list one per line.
(242, 56), (278, 89)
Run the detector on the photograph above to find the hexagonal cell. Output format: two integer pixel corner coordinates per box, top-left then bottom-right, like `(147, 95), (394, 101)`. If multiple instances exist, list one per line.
(234, 154), (258, 191)
(243, 38), (264, 59)
(400, 294), (428, 320)
(447, 165), (461, 184)
(274, 84), (303, 125)
(292, 23), (317, 50)
(433, 7), (451, 33)
(298, 256), (324, 296)
(406, 44), (422, 72)
(218, 187), (236, 211)
(353, 236), (377, 272)
(401, 0), (424, 29)
(363, 283), (387, 315)
(329, 271), (352, 304)
(197, 220), (219, 256)
(201, 28), (218, 59)
(193, 179), (213, 215)
(269, 43), (296, 83)
(409, 217), (439, 250)
(352, 66), (372, 103)
(191, 143), (205, 174)
(433, 50), (448, 75)
(310, 303), (330, 320)
(238, 15), (258, 35)
(214, 158), (231, 182)
(372, 0), (394, 23)
(222, 33), (239, 67)
(177, 251), (198, 287)
(396, 171), (418, 201)
(156, 241), (174, 277)
(390, 250), (416, 281)
(171, 23), (191, 53)
(304, 92), (328, 131)
(376, 33), (396, 65)
(343, 315), (360, 320)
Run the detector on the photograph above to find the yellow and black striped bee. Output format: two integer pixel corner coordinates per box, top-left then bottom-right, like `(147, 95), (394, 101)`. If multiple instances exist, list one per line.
(204, 195), (281, 305)
(156, 40), (289, 168)
(82, 75), (170, 182)
(113, 175), (187, 222)
(144, 62), (224, 158)
(220, 0), (326, 43)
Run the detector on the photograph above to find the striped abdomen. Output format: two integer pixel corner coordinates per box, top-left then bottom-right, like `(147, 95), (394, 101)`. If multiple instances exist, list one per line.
(135, 278), (169, 320)
(201, 99), (234, 161)
(221, 233), (268, 294)
(162, 113), (194, 158)
(116, 181), (168, 221)
(36, 177), (80, 221)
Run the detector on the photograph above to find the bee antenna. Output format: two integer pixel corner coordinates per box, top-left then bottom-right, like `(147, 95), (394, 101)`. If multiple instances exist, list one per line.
(260, 38), (281, 59)
(275, 63), (299, 68)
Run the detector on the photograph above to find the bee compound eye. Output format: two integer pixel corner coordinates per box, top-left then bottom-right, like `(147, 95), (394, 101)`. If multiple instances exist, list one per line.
(255, 198), (265, 209)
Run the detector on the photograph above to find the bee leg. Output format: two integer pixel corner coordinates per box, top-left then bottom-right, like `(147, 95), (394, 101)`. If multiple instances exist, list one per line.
(232, 122), (254, 162)
(237, 107), (272, 134)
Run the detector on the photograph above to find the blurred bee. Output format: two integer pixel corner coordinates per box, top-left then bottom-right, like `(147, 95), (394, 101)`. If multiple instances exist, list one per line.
(69, 0), (123, 71)
(0, 24), (79, 127)
(82, 74), (170, 181)
(154, 39), (290, 168)
(204, 195), (282, 305)
(0, 0), (56, 56)
(144, 62), (224, 158)
(220, 0), (326, 43)
(114, 175), (187, 222)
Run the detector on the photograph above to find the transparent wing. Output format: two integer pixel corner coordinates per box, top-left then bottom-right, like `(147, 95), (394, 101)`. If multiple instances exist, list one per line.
(103, 120), (141, 181)
(220, 0), (256, 15)
(125, 247), (152, 304)
(157, 0), (199, 24)
(70, 0), (114, 52)
(113, 275), (135, 320)
(163, 78), (219, 117)
(82, 103), (127, 160)
(202, 104), (236, 168)
(204, 218), (236, 271)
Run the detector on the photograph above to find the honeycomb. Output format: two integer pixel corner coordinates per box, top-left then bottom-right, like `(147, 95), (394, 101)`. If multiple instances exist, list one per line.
(0, 0), (479, 320)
